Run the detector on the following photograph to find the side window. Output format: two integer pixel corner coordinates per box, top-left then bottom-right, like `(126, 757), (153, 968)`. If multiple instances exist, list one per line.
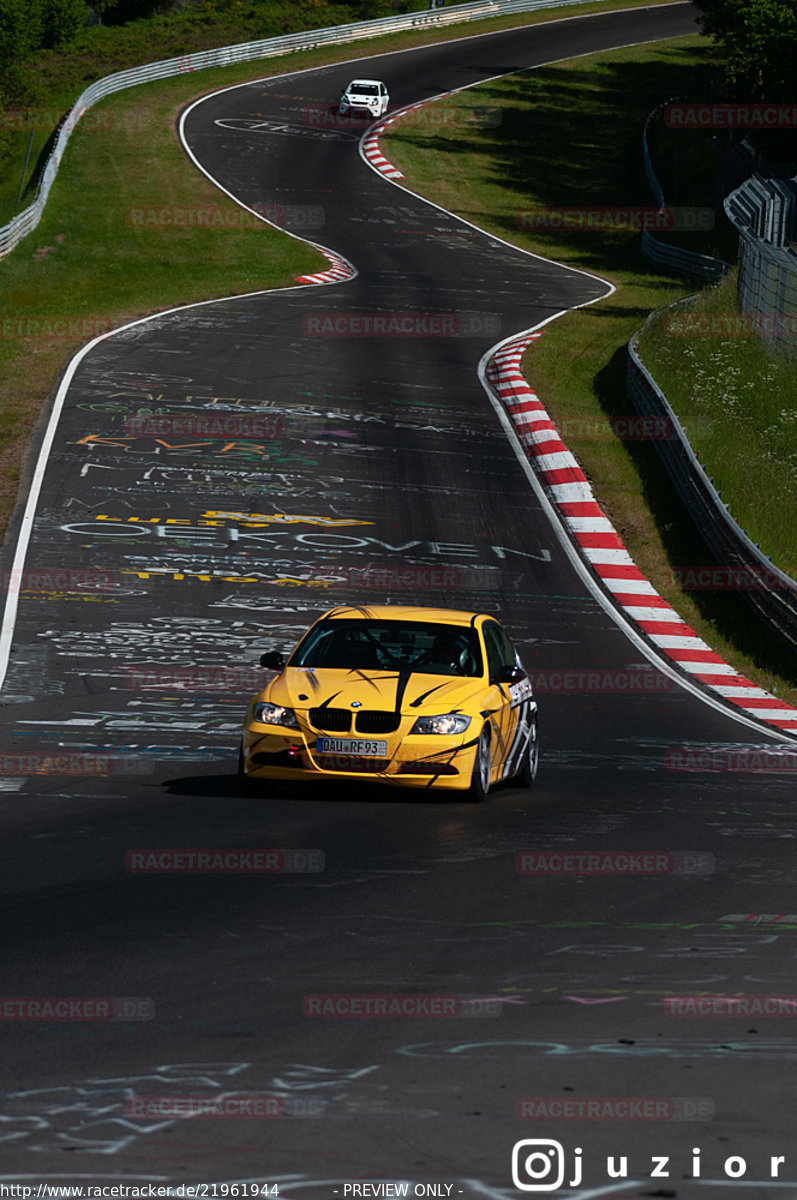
(482, 623), (505, 682)
(499, 626), (519, 668)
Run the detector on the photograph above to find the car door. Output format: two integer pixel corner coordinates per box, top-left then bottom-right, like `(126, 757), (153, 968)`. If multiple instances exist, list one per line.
(481, 620), (518, 780)
(499, 622), (536, 779)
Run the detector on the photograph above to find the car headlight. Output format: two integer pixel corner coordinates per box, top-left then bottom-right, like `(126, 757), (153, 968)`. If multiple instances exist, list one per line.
(252, 701), (299, 729)
(410, 714), (471, 736)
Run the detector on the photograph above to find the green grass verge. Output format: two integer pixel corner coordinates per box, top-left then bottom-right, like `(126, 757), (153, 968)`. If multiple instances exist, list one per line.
(637, 271), (797, 578)
(381, 34), (797, 704)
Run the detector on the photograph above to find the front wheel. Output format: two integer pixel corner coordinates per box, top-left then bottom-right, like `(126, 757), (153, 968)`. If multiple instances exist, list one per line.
(516, 715), (539, 788)
(468, 725), (491, 801)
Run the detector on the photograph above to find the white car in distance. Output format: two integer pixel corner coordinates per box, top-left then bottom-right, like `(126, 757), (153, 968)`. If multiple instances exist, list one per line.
(339, 79), (389, 119)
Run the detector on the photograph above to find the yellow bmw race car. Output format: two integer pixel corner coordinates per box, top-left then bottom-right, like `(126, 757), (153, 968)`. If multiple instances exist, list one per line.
(238, 605), (538, 799)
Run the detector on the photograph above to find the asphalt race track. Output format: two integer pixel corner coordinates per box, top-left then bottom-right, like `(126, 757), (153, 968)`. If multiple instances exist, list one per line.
(2, 4), (797, 1195)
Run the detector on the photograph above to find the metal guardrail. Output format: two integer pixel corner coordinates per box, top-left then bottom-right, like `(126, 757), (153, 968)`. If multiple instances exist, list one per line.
(0, 0), (595, 260)
(642, 105), (667, 209)
(640, 101), (731, 281)
(724, 174), (797, 358)
(640, 226), (729, 282)
(627, 319), (797, 651)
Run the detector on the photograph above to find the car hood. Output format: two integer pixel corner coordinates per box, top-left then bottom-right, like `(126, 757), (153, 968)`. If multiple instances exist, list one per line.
(267, 667), (483, 714)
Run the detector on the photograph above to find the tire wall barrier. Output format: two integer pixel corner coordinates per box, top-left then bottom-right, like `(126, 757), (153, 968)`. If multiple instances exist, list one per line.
(626, 325), (797, 651)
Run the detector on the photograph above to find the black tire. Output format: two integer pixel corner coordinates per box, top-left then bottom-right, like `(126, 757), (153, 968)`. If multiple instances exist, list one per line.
(515, 715), (539, 788)
(468, 725), (491, 802)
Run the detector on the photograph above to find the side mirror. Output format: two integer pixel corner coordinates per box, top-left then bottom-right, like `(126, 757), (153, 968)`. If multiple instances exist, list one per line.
(496, 665), (526, 685)
(260, 651), (286, 671)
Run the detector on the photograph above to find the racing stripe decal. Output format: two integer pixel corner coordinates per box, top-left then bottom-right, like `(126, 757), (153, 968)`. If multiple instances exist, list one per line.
(503, 698), (533, 779)
(409, 683), (450, 708)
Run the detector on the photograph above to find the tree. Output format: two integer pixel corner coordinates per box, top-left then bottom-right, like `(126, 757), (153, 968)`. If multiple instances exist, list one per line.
(0, 0), (43, 104)
(0, 0), (43, 72)
(90, 0), (163, 23)
(697, 0), (797, 100)
(41, 0), (87, 47)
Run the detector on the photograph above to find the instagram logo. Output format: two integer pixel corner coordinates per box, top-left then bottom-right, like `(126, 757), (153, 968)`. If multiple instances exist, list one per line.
(512, 1140), (580, 1191)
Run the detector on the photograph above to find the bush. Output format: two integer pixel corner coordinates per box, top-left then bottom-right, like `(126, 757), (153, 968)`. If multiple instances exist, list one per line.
(0, 0), (43, 86)
(90, 0), (164, 23)
(41, 0), (88, 46)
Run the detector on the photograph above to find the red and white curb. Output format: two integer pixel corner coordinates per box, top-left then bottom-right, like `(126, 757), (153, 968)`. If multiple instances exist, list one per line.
(364, 94), (465, 179)
(296, 248), (355, 285)
(486, 331), (797, 735)
(362, 122), (405, 180)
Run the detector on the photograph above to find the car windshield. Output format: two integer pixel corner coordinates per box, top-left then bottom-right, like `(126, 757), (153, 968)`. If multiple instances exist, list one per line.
(291, 620), (483, 677)
(348, 83), (378, 95)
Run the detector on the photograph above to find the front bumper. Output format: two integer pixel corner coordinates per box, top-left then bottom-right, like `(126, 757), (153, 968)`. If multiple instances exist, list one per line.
(340, 101), (380, 116)
(241, 721), (479, 791)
